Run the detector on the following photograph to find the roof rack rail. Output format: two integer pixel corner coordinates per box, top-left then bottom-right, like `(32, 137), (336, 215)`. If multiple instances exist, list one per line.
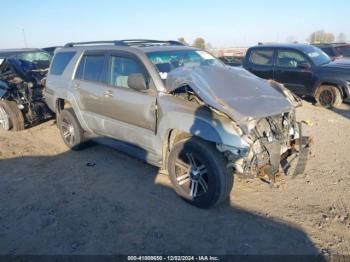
(121, 39), (185, 46)
(64, 39), (185, 48)
(64, 41), (127, 48)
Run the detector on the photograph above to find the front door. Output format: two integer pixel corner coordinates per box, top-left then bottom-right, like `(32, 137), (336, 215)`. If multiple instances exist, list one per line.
(274, 49), (314, 95)
(101, 53), (157, 151)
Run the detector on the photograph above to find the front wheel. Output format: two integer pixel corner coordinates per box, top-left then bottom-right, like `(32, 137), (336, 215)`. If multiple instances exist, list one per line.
(315, 85), (342, 108)
(0, 100), (25, 131)
(167, 137), (234, 208)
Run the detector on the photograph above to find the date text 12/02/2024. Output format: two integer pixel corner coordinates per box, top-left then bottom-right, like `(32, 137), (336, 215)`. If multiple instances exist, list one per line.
(127, 256), (220, 261)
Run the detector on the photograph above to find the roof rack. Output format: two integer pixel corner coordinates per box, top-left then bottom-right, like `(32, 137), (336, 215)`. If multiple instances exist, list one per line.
(64, 41), (127, 47)
(64, 39), (185, 48)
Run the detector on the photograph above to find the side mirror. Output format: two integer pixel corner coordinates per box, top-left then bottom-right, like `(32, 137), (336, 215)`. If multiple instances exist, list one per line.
(128, 73), (148, 91)
(297, 61), (311, 69)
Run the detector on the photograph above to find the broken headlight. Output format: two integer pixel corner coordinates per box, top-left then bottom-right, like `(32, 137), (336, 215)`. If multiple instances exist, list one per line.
(216, 143), (249, 157)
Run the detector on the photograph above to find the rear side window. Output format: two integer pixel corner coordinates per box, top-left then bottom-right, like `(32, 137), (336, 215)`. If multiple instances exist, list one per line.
(50, 52), (76, 75)
(249, 49), (274, 66)
(75, 55), (105, 83)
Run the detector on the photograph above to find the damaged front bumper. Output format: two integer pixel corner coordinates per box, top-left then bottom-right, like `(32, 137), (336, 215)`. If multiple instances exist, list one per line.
(218, 117), (311, 183)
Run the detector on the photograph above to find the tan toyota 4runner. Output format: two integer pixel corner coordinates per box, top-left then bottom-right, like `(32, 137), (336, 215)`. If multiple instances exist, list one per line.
(45, 40), (308, 208)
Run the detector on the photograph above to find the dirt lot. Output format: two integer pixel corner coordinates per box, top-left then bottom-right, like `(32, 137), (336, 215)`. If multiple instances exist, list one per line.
(0, 101), (350, 256)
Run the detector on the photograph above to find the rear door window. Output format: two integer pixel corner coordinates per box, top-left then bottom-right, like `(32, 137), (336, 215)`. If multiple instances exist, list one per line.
(249, 49), (274, 66)
(50, 52), (76, 75)
(75, 54), (106, 83)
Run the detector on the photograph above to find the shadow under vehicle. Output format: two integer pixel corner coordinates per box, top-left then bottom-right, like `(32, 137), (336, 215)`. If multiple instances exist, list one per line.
(0, 49), (53, 131)
(0, 148), (324, 258)
(45, 40), (310, 208)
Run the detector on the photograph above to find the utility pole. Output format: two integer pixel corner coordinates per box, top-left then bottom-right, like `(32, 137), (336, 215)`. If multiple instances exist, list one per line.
(22, 29), (28, 48)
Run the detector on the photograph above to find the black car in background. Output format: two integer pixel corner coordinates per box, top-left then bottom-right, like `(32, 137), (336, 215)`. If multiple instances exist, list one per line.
(243, 44), (350, 108)
(313, 43), (350, 60)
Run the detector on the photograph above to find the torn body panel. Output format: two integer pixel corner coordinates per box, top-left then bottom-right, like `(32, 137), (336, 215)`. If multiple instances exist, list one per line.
(164, 65), (309, 181)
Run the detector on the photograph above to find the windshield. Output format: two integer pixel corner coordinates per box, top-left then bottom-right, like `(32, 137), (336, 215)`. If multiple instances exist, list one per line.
(14, 51), (51, 63)
(304, 46), (331, 66)
(12, 51), (52, 69)
(147, 50), (223, 79)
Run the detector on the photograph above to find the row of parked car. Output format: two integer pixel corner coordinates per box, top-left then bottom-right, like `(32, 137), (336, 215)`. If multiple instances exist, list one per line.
(1, 40), (346, 208)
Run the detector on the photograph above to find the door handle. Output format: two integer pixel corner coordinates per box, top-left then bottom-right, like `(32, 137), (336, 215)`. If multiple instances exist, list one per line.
(104, 90), (113, 98)
(73, 83), (80, 90)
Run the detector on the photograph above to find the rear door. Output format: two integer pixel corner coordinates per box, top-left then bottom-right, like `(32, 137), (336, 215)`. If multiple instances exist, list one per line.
(72, 52), (108, 132)
(244, 48), (275, 79)
(274, 49), (314, 95)
(100, 51), (157, 151)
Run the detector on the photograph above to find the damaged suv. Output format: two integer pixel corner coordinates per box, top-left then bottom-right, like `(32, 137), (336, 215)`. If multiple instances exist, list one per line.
(45, 40), (308, 208)
(0, 49), (52, 131)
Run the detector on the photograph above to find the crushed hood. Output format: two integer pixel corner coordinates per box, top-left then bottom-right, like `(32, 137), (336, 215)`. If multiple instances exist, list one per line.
(166, 65), (295, 122)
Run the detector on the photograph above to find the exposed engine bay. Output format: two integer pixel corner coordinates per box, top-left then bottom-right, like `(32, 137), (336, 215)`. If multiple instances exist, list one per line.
(0, 57), (53, 130)
(236, 111), (310, 182)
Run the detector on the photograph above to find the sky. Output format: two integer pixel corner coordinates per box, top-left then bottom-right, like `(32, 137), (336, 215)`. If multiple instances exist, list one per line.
(0, 0), (349, 49)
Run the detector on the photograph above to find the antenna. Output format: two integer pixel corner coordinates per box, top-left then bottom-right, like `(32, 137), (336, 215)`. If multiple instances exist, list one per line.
(22, 29), (28, 48)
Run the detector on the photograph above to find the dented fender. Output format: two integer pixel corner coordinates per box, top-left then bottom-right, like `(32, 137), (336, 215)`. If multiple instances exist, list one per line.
(155, 94), (249, 154)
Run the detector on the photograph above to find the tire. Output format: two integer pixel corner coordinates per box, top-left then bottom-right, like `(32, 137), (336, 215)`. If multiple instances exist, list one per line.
(167, 137), (234, 208)
(315, 85), (342, 108)
(58, 108), (85, 150)
(0, 100), (25, 131)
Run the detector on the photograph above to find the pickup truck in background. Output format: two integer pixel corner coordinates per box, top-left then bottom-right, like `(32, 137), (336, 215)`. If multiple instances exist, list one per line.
(242, 43), (350, 108)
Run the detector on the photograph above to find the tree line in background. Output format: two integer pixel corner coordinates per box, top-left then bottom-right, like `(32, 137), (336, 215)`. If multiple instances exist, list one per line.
(178, 37), (212, 50)
(180, 31), (348, 50)
(307, 30), (347, 44)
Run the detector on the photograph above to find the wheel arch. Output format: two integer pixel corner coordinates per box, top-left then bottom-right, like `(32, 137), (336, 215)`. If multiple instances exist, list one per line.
(161, 126), (222, 171)
(314, 81), (347, 98)
(54, 93), (91, 132)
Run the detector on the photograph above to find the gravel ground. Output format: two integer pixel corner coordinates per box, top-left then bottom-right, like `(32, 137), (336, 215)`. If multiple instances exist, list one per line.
(0, 101), (349, 256)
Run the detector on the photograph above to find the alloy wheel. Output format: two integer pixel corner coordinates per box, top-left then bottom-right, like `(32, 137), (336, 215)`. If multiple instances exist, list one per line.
(60, 118), (76, 146)
(174, 152), (209, 198)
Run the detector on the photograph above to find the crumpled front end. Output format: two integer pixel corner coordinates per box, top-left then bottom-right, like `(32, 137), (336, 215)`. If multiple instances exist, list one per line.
(223, 110), (310, 182)
(0, 58), (52, 128)
(165, 65), (310, 181)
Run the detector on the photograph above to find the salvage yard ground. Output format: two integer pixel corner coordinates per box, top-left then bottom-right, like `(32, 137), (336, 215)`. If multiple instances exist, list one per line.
(0, 101), (350, 255)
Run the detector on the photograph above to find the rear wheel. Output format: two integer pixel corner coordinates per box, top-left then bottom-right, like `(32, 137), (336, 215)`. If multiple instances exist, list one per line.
(0, 100), (25, 131)
(58, 108), (85, 150)
(315, 85), (342, 108)
(168, 137), (233, 208)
